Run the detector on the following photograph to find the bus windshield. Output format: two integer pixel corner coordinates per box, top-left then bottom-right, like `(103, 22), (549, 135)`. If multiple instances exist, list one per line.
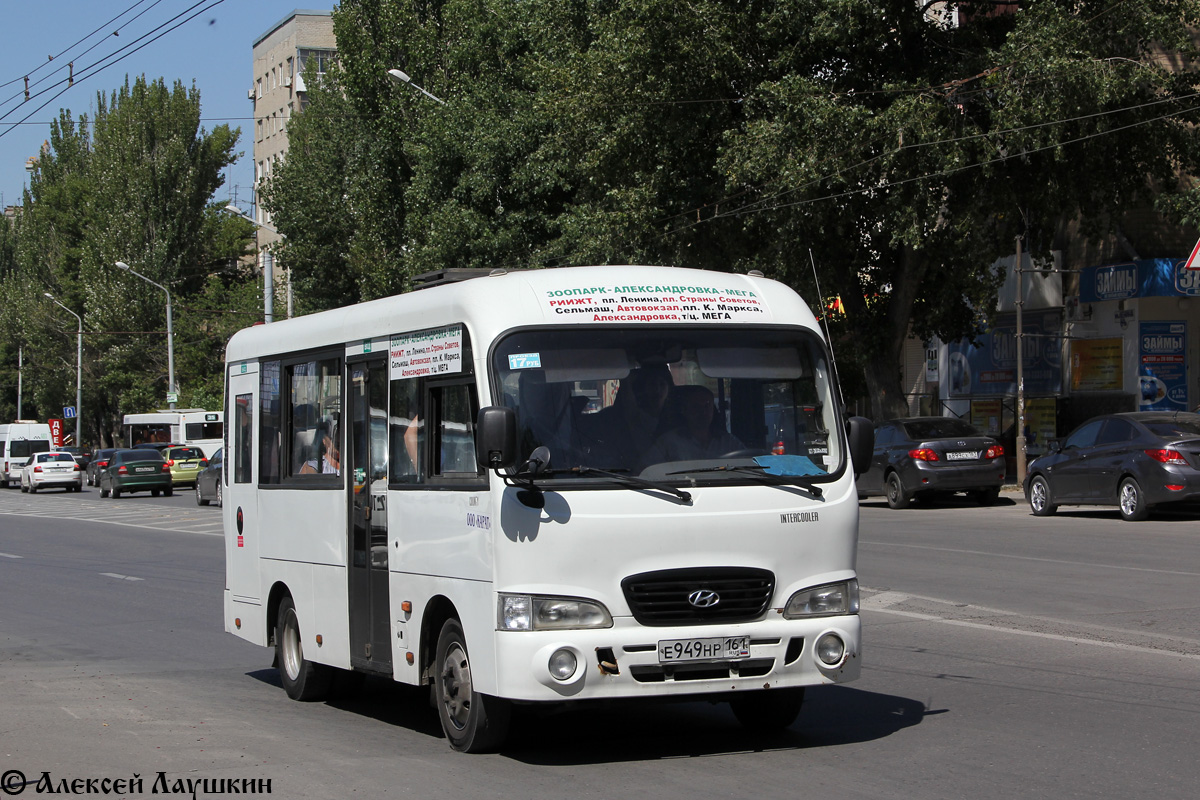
(493, 326), (843, 481)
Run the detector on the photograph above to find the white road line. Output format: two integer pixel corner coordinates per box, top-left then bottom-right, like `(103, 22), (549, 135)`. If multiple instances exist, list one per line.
(862, 589), (1200, 660)
(859, 539), (1200, 577)
(0, 552), (23, 558)
(99, 572), (144, 582)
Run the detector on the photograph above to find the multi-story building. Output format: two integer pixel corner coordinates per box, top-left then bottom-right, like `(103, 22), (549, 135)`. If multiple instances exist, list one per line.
(250, 9), (335, 253)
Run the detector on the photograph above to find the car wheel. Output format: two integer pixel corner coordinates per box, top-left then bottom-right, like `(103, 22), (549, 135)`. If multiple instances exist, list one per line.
(275, 596), (333, 701)
(973, 487), (1000, 505)
(111, 487), (121, 499)
(1118, 477), (1149, 522)
(20, 481), (28, 493)
(100, 483), (109, 498)
(164, 486), (173, 497)
(29, 483), (36, 494)
(885, 471), (910, 509)
(1028, 474), (1057, 516)
(196, 482), (209, 506)
(434, 618), (511, 752)
(730, 687), (805, 731)
(151, 489), (160, 497)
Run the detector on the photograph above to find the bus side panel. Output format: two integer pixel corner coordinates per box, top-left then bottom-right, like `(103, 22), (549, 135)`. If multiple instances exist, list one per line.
(392, 573), (497, 693)
(225, 593), (266, 646)
(390, 490), (491, 582)
(250, 559), (351, 670)
(258, 490), (348, 568)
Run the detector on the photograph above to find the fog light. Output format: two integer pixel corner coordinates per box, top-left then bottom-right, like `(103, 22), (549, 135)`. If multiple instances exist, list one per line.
(815, 633), (845, 666)
(548, 648), (578, 681)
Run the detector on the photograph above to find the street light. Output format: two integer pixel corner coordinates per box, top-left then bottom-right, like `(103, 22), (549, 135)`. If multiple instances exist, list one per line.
(224, 203), (288, 320)
(44, 292), (82, 447)
(115, 261), (176, 411)
(387, 68), (446, 105)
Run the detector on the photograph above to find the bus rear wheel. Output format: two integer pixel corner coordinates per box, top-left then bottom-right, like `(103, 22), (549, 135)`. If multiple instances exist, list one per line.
(729, 687), (805, 731)
(434, 618), (510, 753)
(275, 596), (332, 701)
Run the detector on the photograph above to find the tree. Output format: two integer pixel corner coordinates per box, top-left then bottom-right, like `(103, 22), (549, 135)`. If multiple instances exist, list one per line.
(0, 77), (248, 445)
(266, 1), (1200, 419)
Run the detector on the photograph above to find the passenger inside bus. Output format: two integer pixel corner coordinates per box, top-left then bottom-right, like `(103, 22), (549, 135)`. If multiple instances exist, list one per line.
(516, 371), (575, 465)
(300, 417), (341, 475)
(577, 364), (672, 468)
(640, 384), (744, 467)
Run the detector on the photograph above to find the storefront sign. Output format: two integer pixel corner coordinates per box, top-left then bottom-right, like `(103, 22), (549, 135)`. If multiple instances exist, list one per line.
(947, 311), (1063, 397)
(1069, 338), (1123, 392)
(1080, 259), (1200, 301)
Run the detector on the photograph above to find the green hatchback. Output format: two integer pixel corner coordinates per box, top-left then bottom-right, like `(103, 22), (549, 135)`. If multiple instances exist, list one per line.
(163, 445), (207, 487)
(99, 449), (173, 498)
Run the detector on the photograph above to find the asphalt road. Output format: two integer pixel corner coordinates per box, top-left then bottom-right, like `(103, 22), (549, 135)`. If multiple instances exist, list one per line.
(0, 485), (1197, 799)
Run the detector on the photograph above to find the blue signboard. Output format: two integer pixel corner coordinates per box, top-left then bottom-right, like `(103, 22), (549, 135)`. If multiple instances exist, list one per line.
(1138, 321), (1188, 411)
(947, 311), (1063, 397)
(1080, 259), (1200, 302)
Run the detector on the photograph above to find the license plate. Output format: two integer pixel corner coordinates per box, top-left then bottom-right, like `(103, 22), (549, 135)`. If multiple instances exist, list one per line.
(658, 636), (750, 663)
(180, 464), (197, 470)
(135, 466), (156, 473)
(946, 451), (979, 461)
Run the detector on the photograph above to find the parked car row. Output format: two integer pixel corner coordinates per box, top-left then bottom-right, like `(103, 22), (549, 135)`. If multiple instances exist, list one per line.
(858, 411), (1200, 522)
(8, 445), (223, 506)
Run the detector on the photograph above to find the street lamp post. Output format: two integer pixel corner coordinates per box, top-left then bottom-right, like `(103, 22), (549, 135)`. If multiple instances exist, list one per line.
(115, 261), (176, 411)
(224, 204), (288, 320)
(387, 69), (446, 104)
(44, 293), (82, 446)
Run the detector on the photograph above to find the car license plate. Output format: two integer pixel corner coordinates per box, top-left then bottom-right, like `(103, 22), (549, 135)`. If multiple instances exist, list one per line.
(181, 464), (197, 470)
(135, 466), (155, 473)
(946, 451), (979, 461)
(658, 636), (750, 663)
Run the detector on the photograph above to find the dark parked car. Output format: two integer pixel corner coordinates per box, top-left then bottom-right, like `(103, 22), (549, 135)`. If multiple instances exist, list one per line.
(1024, 411), (1200, 521)
(195, 447), (223, 507)
(857, 416), (1006, 508)
(86, 448), (118, 486)
(99, 449), (173, 498)
(60, 446), (92, 468)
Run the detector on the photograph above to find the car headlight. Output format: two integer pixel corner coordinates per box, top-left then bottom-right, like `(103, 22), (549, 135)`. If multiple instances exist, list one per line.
(498, 594), (613, 631)
(783, 580), (859, 619)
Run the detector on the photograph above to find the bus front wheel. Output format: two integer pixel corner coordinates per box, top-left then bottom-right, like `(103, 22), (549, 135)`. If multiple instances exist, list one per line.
(275, 596), (332, 701)
(434, 618), (511, 753)
(729, 687), (805, 731)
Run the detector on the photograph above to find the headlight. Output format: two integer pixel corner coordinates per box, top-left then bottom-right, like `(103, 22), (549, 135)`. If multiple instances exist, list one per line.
(783, 580), (859, 619)
(498, 594), (613, 631)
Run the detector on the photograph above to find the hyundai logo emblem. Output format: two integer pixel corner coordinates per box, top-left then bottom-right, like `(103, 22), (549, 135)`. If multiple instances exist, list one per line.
(688, 589), (720, 608)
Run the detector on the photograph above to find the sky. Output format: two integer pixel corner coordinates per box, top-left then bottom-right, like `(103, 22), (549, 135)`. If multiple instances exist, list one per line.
(0, 0), (338, 212)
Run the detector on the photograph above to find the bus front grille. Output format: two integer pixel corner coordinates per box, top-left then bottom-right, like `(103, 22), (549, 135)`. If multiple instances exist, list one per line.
(621, 567), (775, 626)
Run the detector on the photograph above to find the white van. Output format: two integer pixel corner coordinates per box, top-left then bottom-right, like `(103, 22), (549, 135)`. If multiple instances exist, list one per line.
(0, 421), (53, 488)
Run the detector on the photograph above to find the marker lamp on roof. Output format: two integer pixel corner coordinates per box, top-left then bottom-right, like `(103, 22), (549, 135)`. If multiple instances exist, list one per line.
(498, 594), (613, 631)
(783, 580), (859, 619)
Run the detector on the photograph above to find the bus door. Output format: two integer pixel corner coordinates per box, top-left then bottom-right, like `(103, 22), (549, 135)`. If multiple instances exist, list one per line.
(348, 358), (392, 672)
(226, 363), (260, 602)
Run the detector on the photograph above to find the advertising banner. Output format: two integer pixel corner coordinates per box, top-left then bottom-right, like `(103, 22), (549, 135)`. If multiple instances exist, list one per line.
(1138, 321), (1188, 411)
(947, 311), (1063, 397)
(1069, 338), (1123, 392)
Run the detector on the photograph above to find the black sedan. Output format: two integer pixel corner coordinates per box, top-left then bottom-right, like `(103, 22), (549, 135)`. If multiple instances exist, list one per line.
(86, 448), (118, 486)
(857, 416), (1006, 508)
(194, 447), (223, 507)
(1024, 412), (1200, 521)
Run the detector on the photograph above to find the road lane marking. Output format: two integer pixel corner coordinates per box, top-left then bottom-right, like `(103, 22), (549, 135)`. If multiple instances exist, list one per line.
(99, 573), (145, 581)
(859, 540), (1200, 577)
(862, 588), (1200, 660)
(0, 552), (23, 558)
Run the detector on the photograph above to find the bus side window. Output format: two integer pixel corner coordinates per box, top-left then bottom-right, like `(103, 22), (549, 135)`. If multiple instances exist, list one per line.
(389, 378), (423, 484)
(235, 394), (253, 483)
(433, 382), (480, 477)
(259, 360), (282, 484)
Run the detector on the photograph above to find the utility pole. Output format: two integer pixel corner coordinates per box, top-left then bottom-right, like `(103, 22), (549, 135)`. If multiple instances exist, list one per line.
(1015, 234), (1027, 486)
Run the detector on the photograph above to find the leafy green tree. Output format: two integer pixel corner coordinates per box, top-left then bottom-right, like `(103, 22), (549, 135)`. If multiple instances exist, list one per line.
(266, 1), (1200, 420)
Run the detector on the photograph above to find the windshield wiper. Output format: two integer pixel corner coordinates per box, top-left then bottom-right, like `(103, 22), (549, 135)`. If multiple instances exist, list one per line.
(665, 464), (824, 498)
(565, 465), (692, 504)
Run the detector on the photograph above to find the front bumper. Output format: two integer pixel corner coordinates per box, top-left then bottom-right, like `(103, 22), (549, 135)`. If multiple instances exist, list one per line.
(492, 614), (861, 703)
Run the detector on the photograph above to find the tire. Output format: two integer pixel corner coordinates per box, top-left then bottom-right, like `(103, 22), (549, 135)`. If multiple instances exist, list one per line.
(111, 487), (121, 499)
(729, 687), (805, 731)
(196, 482), (209, 506)
(973, 487), (1000, 505)
(434, 618), (511, 753)
(216, 481), (223, 508)
(151, 489), (160, 497)
(164, 486), (173, 497)
(885, 471), (910, 509)
(20, 481), (28, 493)
(1118, 477), (1149, 522)
(99, 484), (109, 498)
(29, 483), (36, 494)
(1028, 474), (1057, 516)
(275, 596), (333, 701)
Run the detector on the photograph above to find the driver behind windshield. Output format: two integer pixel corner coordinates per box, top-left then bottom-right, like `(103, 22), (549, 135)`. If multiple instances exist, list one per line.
(640, 384), (743, 468)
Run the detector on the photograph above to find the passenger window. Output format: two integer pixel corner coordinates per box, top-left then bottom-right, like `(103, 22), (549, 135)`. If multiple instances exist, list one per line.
(235, 393), (253, 484)
(434, 383), (480, 476)
(1096, 418), (1134, 446)
(289, 357), (342, 478)
(1064, 420), (1103, 450)
(389, 378), (423, 484)
(259, 361), (281, 484)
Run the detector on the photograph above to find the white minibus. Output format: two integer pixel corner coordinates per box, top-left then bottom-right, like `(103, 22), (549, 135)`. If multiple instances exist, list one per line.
(222, 265), (872, 752)
(122, 409), (224, 458)
(0, 421), (53, 488)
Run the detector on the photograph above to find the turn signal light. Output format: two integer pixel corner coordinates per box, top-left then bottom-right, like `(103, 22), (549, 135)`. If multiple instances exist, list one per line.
(33, 465), (43, 473)
(908, 448), (939, 461)
(1145, 449), (1187, 464)
(165, 459), (175, 467)
(161, 464), (171, 472)
(985, 444), (1005, 459)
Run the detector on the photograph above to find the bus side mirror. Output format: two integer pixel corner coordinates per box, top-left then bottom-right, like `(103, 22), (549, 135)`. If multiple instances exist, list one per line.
(476, 406), (518, 471)
(846, 416), (874, 477)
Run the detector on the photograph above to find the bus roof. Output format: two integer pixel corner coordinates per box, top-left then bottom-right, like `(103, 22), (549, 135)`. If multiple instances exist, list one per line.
(225, 265), (821, 363)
